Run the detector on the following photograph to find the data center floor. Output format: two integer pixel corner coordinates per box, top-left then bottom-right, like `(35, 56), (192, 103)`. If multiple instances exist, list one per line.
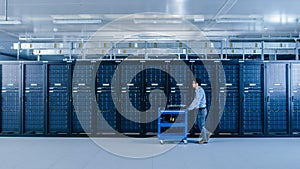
(0, 137), (299, 169)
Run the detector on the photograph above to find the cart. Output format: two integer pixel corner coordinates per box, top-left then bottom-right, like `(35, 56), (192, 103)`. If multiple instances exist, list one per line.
(158, 107), (188, 144)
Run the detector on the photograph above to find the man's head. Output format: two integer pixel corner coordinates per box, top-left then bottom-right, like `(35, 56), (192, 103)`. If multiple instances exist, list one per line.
(192, 78), (202, 89)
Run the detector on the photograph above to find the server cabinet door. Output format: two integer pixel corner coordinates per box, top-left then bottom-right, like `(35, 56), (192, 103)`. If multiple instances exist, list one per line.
(118, 61), (143, 133)
(144, 61), (168, 133)
(48, 64), (69, 134)
(266, 63), (288, 135)
(24, 64), (45, 134)
(218, 62), (240, 134)
(72, 62), (94, 134)
(96, 61), (119, 134)
(1, 64), (20, 134)
(242, 63), (264, 135)
(191, 60), (213, 133)
(291, 63), (300, 134)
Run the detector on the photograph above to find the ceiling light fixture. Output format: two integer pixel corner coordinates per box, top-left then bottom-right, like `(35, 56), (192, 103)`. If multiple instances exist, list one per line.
(0, 20), (21, 24)
(265, 15), (281, 23)
(216, 17), (263, 23)
(264, 15), (297, 24)
(193, 15), (205, 22)
(133, 18), (183, 24)
(53, 19), (102, 24)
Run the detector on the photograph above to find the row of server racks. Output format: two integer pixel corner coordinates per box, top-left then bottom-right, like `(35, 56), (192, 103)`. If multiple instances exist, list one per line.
(0, 60), (300, 137)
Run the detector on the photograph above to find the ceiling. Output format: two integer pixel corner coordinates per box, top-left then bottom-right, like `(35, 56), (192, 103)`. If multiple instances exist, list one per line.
(1, 0), (300, 59)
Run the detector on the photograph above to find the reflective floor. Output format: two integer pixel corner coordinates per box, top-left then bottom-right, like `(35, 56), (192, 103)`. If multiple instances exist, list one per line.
(0, 137), (299, 169)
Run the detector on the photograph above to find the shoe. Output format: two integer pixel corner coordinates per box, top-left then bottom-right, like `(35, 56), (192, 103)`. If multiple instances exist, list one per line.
(207, 132), (213, 140)
(198, 140), (208, 144)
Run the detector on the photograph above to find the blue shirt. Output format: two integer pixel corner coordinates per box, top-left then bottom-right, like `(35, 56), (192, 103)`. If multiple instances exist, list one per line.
(188, 87), (206, 110)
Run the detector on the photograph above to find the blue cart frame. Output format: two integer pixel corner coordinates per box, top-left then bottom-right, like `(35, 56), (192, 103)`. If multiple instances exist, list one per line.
(158, 108), (188, 144)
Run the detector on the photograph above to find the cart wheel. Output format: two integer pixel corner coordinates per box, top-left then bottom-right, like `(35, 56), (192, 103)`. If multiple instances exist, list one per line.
(160, 140), (164, 144)
(183, 140), (188, 144)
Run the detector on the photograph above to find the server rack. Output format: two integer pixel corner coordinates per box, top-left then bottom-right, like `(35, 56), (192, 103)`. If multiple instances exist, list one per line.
(0, 64), (21, 134)
(168, 60), (192, 107)
(96, 61), (119, 134)
(48, 64), (70, 134)
(144, 61), (168, 134)
(190, 60), (214, 133)
(71, 62), (94, 134)
(24, 64), (45, 134)
(118, 61), (143, 134)
(217, 61), (240, 134)
(265, 63), (289, 135)
(241, 61), (264, 135)
(290, 63), (300, 135)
